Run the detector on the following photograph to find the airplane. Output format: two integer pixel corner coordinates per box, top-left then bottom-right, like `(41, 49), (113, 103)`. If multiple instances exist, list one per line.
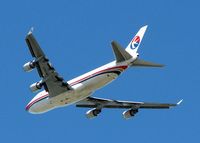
(24, 25), (182, 119)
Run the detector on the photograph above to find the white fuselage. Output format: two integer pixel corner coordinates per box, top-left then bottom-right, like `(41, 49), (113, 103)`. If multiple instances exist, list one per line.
(25, 60), (134, 114)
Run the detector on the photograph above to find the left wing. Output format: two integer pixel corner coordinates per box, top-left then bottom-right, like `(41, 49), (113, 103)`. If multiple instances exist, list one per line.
(24, 29), (71, 97)
(76, 97), (182, 119)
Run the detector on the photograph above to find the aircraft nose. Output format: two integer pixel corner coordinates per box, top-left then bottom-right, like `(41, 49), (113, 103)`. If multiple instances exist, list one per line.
(25, 102), (47, 114)
(25, 103), (37, 114)
(25, 103), (30, 111)
(25, 103), (33, 113)
(25, 106), (29, 111)
(25, 104), (36, 114)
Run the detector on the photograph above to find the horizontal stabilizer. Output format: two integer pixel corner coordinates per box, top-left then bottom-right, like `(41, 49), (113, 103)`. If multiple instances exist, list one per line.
(130, 59), (164, 67)
(111, 41), (132, 63)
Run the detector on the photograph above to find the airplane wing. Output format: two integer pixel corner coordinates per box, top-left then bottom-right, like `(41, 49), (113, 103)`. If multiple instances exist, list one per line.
(25, 30), (71, 97)
(76, 96), (179, 109)
(76, 96), (182, 119)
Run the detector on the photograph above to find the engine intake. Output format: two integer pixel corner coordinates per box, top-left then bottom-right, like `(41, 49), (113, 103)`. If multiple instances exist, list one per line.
(86, 108), (101, 119)
(23, 61), (36, 72)
(30, 81), (43, 92)
(123, 109), (138, 119)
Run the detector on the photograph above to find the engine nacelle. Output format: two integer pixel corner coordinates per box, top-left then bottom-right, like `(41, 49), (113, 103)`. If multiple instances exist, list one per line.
(23, 61), (36, 72)
(30, 81), (43, 92)
(123, 109), (138, 119)
(86, 108), (101, 119)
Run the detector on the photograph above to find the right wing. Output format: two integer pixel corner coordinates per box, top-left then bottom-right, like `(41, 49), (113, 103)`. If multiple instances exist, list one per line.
(76, 96), (179, 109)
(24, 29), (71, 97)
(76, 96), (182, 119)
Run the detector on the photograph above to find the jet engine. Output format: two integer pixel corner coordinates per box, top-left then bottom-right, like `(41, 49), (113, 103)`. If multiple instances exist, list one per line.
(23, 61), (36, 72)
(30, 81), (43, 92)
(86, 108), (102, 119)
(123, 109), (138, 119)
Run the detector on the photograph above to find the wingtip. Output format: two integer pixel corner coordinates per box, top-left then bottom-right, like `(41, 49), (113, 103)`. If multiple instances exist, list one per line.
(111, 40), (117, 45)
(177, 99), (183, 105)
(142, 25), (148, 30)
(28, 27), (34, 35)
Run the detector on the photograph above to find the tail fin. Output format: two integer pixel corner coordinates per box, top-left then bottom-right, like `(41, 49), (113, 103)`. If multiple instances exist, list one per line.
(125, 25), (148, 57)
(111, 25), (164, 67)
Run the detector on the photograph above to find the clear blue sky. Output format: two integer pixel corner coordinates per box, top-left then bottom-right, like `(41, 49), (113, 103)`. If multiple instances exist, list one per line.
(0, 0), (199, 142)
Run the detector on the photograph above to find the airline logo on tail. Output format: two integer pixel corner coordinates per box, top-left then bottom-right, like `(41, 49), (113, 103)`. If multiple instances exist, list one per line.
(130, 36), (140, 49)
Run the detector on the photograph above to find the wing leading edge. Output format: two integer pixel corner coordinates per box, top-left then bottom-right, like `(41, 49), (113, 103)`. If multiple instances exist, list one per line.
(24, 30), (71, 97)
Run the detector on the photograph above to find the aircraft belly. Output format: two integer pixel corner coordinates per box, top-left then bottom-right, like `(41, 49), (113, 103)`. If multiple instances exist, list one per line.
(52, 90), (92, 107)
(28, 73), (118, 114)
(29, 90), (92, 114)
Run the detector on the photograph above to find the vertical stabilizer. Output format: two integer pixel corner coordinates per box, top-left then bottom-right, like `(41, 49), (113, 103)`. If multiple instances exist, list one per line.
(125, 25), (148, 57)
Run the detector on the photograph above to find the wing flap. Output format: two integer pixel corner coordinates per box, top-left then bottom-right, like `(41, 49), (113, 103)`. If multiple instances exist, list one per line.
(139, 102), (176, 109)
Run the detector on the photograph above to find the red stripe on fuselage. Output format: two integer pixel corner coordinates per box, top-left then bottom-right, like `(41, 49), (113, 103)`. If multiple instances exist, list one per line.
(69, 65), (128, 86)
